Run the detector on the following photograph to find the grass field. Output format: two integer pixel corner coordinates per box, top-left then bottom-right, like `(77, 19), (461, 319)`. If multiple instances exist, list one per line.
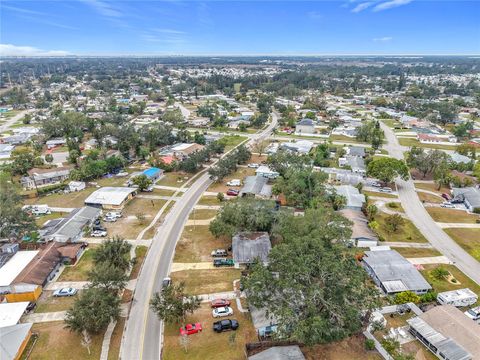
(24, 187), (98, 208)
(36, 291), (79, 313)
(58, 248), (96, 281)
(220, 134), (249, 151)
(392, 247), (441, 258)
(414, 182), (450, 195)
(130, 245), (148, 279)
(443, 228), (480, 261)
(302, 334), (382, 360)
(374, 212), (427, 243)
(35, 212), (65, 227)
(386, 202), (404, 212)
(197, 196), (222, 206)
(420, 264), (480, 303)
(207, 167), (256, 193)
(171, 268), (241, 295)
(28, 322), (104, 360)
(189, 209), (218, 220)
(174, 225), (228, 262)
(107, 317), (126, 360)
(417, 192), (444, 204)
(363, 190), (398, 199)
(426, 208), (480, 223)
(163, 303), (257, 360)
(158, 172), (190, 187)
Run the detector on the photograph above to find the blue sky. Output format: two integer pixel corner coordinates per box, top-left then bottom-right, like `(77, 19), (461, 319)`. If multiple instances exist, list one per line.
(1, 0), (479, 56)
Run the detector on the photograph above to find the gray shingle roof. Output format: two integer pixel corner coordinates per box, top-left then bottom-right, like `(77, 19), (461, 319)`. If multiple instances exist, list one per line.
(363, 250), (431, 293)
(248, 346), (305, 360)
(240, 176), (272, 198)
(232, 232), (271, 264)
(0, 323), (33, 360)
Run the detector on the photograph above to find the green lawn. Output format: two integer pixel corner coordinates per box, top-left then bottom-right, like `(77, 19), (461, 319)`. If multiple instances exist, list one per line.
(171, 268), (241, 295)
(219, 134), (249, 151)
(426, 208), (480, 223)
(374, 212), (428, 243)
(197, 196), (222, 206)
(58, 248), (96, 281)
(36, 291), (79, 313)
(189, 209), (218, 220)
(35, 212), (65, 227)
(363, 190), (398, 199)
(414, 182), (450, 195)
(329, 134), (369, 144)
(130, 245), (148, 279)
(420, 264), (480, 303)
(24, 187), (98, 208)
(386, 202), (404, 212)
(392, 247), (441, 258)
(417, 192), (444, 204)
(443, 228), (480, 262)
(157, 172), (190, 187)
(398, 137), (458, 150)
(174, 225), (228, 263)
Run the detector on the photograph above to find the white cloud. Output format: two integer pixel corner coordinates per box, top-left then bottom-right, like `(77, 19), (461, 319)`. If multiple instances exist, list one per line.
(2, 4), (47, 16)
(153, 28), (186, 35)
(0, 44), (71, 57)
(81, 0), (123, 17)
(373, 0), (413, 11)
(351, 2), (374, 13)
(373, 36), (393, 42)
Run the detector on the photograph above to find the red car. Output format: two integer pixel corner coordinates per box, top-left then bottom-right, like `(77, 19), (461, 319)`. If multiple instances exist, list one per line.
(180, 323), (202, 336)
(211, 299), (231, 308)
(226, 189), (239, 196)
(441, 193), (451, 201)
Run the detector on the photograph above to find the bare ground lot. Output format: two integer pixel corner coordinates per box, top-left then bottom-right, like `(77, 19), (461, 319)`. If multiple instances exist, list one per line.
(174, 225), (229, 263)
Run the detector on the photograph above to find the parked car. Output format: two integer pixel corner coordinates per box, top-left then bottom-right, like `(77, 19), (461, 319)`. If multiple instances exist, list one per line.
(213, 258), (234, 267)
(105, 211), (122, 218)
(247, 163), (259, 168)
(103, 216), (117, 222)
(226, 189), (239, 196)
(226, 179), (241, 187)
(379, 187), (392, 193)
(94, 219), (101, 226)
(180, 323), (202, 335)
(212, 306), (234, 318)
(369, 181), (381, 187)
(211, 249), (228, 257)
(464, 306), (480, 321)
(93, 225), (107, 232)
(24, 302), (36, 314)
(258, 324), (278, 338)
(143, 186), (154, 192)
(441, 203), (456, 208)
(441, 193), (451, 201)
(211, 299), (231, 308)
(91, 230), (107, 237)
(213, 319), (239, 333)
(53, 288), (77, 297)
(162, 277), (172, 288)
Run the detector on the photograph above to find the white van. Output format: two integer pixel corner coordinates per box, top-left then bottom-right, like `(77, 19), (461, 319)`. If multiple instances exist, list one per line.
(226, 179), (241, 187)
(464, 306), (480, 322)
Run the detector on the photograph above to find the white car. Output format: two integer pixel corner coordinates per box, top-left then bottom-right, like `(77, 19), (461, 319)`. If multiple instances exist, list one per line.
(212, 306), (234, 318)
(91, 230), (107, 237)
(441, 203), (456, 209)
(379, 187), (392, 193)
(226, 179), (241, 187)
(103, 216), (117, 223)
(53, 288), (77, 297)
(247, 163), (259, 168)
(105, 211), (122, 219)
(464, 306), (480, 321)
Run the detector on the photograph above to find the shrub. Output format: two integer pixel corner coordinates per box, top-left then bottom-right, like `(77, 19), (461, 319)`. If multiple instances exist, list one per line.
(420, 291), (437, 303)
(431, 267), (449, 280)
(365, 339), (375, 351)
(394, 291), (420, 304)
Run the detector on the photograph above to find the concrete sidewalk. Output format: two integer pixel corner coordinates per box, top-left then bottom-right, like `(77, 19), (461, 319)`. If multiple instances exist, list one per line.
(436, 223), (480, 229)
(153, 184), (187, 192)
(185, 218), (215, 226)
(45, 281), (89, 290)
(171, 262), (215, 272)
(137, 194), (181, 201)
(22, 311), (67, 323)
(383, 242), (433, 248)
(194, 205), (222, 210)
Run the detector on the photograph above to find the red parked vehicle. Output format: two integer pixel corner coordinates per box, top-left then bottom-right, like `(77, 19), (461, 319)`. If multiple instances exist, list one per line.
(180, 323), (202, 336)
(211, 299), (231, 308)
(441, 193), (451, 201)
(226, 189), (239, 196)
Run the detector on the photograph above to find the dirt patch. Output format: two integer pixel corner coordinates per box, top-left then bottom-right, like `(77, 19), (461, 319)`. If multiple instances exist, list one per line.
(302, 334), (382, 360)
(170, 268), (241, 295)
(174, 225), (229, 263)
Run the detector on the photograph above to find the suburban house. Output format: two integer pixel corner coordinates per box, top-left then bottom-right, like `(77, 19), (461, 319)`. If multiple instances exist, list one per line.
(279, 140), (314, 154)
(0, 144), (14, 159)
(0, 323), (33, 360)
(450, 153), (474, 165)
(255, 166), (279, 179)
(319, 167), (364, 186)
(333, 185), (366, 210)
(338, 209), (378, 247)
(339, 156), (366, 175)
(171, 143), (205, 160)
(239, 176), (272, 199)
(249, 346), (305, 360)
(232, 232), (271, 266)
(451, 187), (480, 213)
(407, 305), (480, 360)
(362, 250), (432, 295)
(417, 133), (457, 144)
(21, 167), (71, 189)
(346, 146), (366, 158)
(295, 118), (315, 134)
(128, 167), (163, 185)
(84, 186), (137, 210)
(68, 180), (86, 192)
(249, 304), (279, 339)
(45, 138), (66, 149)
(0, 302), (30, 328)
(39, 206), (101, 242)
(1, 133), (32, 145)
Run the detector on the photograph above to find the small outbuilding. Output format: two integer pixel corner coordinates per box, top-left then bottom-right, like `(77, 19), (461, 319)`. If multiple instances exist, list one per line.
(84, 187), (137, 210)
(68, 181), (85, 192)
(248, 346), (305, 360)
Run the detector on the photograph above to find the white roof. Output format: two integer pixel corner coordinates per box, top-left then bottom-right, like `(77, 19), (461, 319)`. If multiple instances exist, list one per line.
(0, 251), (38, 287)
(84, 187), (136, 206)
(256, 166), (277, 175)
(438, 288), (478, 302)
(0, 302), (29, 328)
(171, 143), (193, 151)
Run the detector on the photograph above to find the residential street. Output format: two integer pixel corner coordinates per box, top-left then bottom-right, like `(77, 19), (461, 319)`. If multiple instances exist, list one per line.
(120, 113), (278, 360)
(380, 121), (480, 285)
(0, 109), (34, 132)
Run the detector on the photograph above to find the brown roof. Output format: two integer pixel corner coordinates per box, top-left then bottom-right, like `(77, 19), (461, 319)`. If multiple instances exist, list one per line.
(56, 243), (85, 260)
(13, 242), (61, 286)
(420, 305), (480, 358)
(182, 143), (204, 155)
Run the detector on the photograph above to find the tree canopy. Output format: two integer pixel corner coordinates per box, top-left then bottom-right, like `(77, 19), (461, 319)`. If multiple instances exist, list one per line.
(367, 157), (409, 183)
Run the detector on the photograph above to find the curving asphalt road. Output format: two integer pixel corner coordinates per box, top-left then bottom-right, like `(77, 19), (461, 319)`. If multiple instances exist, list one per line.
(120, 113), (278, 360)
(379, 121), (480, 285)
